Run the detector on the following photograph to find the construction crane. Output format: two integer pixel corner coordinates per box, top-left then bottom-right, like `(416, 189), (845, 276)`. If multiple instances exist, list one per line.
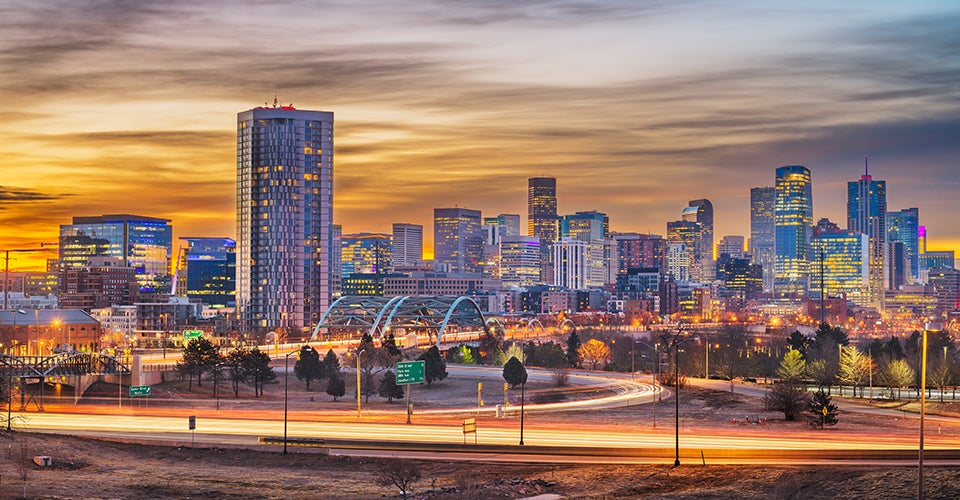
(2, 242), (58, 310)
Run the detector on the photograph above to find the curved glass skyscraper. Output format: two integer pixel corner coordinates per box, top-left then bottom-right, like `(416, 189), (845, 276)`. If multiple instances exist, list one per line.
(774, 166), (813, 297)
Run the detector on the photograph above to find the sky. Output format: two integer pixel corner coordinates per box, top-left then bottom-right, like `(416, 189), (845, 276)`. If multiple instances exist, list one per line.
(1, 0), (959, 268)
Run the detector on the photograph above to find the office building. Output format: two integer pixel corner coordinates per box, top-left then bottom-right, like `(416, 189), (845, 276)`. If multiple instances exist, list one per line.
(528, 177), (558, 243)
(847, 164), (886, 308)
(887, 208), (919, 282)
(340, 233), (392, 276)
(392, 223), (423, 266)
(236, 104), (334, 335)
(810, 230), (869, 307)
(717, 236), (746, 260)
(774, 166), (813, 297)
(434, 208), (483, 275)
(553, 238), (599, 290)
(667, 220), (701, 281)
(500, 236), (542, 288)
(612, 233), (666, 274)
(750, 186), (776, 292)
(59, 214), (172, 293)
(484, 214), (521, 238)
(179, 237), (236, 307)
(688, 199), (715, 279)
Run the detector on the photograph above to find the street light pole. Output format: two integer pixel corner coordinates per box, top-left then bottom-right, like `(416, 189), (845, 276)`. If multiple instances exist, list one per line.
(356, 349), (366, 420)
(283, 347), (308, 455)
(919, 321), (942, 499)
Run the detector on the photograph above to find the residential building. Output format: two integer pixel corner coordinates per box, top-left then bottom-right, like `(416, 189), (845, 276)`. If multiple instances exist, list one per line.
(236, 104), (334, 335)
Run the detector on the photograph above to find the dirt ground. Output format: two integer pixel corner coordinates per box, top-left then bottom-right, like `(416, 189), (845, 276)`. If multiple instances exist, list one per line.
(4, 368), (960, 499)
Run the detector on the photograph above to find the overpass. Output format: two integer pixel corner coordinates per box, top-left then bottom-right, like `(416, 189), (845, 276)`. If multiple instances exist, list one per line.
(0, 352), (130, 410)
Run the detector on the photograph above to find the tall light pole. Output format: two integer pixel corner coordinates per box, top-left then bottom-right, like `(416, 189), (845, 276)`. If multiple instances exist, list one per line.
(919, 321), (942, 499)
(283, 347), (309, 455)
(670, 323), (697, 467)
(356, 348), (366, 420)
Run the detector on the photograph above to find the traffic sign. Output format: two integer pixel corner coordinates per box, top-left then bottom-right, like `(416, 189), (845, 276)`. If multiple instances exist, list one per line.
(129, 385), (151, 397)
(395, 360), (425, 385)
(183, 329), (203, 340)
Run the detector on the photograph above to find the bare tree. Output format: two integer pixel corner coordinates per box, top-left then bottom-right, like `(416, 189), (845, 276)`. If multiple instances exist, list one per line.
(376, 458), (422, 500)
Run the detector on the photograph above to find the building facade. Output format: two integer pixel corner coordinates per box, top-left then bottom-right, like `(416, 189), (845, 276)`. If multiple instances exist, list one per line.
(392, 223), (423, 266)
(810, 230), (869, 307)
(179, 237), (236, 307)
(434, 207), (483, 275)
(847, 167), (886, 308)
(498, 236), (541, 288)
(887, 208), (920, 282)
(236, 105), (334, 335)
(750, 186), (776, 292)
(59, 214), (172, 293)
(774, 166), (813, 297)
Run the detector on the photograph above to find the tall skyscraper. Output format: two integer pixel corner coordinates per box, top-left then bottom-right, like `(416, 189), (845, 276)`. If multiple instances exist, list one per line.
(688, 199), (715, 279)
(847, 162), (886, 308)
(392, 223), (423, 266)
(528, 177), (558, 242)
(810, 229), (870, 307)
(236, 104), (334, 335)
(750, 186), (776, 292)
(774, 166), (813, 297)
(528, 177), (558, 283)
(59, 214), (172, 293)
(612, 233), (666, 274)
(434, 207), (483, 275)
(667, 219), (701, 281)
(887, 208), (919, 282)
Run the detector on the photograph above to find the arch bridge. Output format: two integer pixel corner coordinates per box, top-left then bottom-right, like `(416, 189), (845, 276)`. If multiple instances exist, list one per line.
(309, 295), (486, 347)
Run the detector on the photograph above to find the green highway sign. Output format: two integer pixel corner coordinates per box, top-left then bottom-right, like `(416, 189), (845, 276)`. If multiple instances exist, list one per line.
(183, 329), (203, 340)
(395, 360), (425, 385)
(129, 385), (151, 397)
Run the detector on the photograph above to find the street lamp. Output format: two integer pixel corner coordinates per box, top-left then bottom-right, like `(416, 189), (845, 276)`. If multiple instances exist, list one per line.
(669, 323), (698, 467)
(284, 346), (311, 455)
(356, 348), (366, 420)
(919, 321), (943, 499)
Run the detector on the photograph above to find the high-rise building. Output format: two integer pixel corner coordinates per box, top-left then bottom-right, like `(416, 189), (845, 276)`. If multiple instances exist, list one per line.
(717, 236), (745, 260)
(887, 208), (919, 282)
(553, 238), (589, 290)
(560, 211), (607, 241)
(666, 242), (690, 282)
(847, 163), (886, 308)
(810, 230), (870, 307)
(236, 104), (334, 335)
(688, 199), (715, 279)
(434, 207), (483, 275)
(59, 214), (172, 293)
(528, 177), (558, 243)
(750, 186), (776, 292)
(484, 214), (521, 237)
(667, 220), (701, 281)
(179, 237), (236, 307)
(612, 233), (666, 274)
(774, 166), (813, 297)
(340, 233), (392, 277)
(500, 236), (541, 288)
(392, 223), (423, 266)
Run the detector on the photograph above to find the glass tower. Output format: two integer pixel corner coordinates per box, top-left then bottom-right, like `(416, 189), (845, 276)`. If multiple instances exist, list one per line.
(236, 105), (334, 335)
(750, 187), (776, 292)
(887, 208), (919, 282)
(774, 166), (813, 297)
(59, 214), (172, 293)
(528, 177), (558, 243)
(847, 167), (886, 308)
(180, 237), (236, 307)
(433, 207), (483, 275)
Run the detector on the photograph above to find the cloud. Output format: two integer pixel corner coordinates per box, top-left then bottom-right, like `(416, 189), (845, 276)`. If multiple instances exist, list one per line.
(0, 186), (62, 206)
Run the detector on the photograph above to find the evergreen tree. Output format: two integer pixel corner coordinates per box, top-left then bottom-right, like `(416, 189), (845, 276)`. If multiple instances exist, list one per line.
(177, 337), (221, 389)
(808, 389), (839, 429)
(786, 331), (810, 358)
(326, 373), (346, 401)
(502, 356), (528, 388)
(417, 345), (447, 386)
(765, 348), (809, 420)
(225, 346), (250, 397)
(323, 349), (341, 376)
(243, 347), (277, 397)
(294, 345), (324, 391)
(566, 329), (582, 367)
(381, 333), (402, 357)
(378, 370), (404, 403)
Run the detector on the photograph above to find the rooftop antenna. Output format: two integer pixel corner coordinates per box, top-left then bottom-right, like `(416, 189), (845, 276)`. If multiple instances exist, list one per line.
(273, 93), (279, 108)
(865, 154), (869, 177)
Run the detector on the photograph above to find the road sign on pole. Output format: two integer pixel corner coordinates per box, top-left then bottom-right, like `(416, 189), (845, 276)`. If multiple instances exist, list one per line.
(395, 360), (425, 385)
(129, 385), (151, 397)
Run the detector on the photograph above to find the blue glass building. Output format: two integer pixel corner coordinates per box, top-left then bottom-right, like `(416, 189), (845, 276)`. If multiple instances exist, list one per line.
(887, 207), (920, 281)
(180, 237), (236, 307)
(847, 169), (886, 308)
(774, 166), (813, 297)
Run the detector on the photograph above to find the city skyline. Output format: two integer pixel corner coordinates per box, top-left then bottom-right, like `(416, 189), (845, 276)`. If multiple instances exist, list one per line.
(2, 1), (959, 269)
